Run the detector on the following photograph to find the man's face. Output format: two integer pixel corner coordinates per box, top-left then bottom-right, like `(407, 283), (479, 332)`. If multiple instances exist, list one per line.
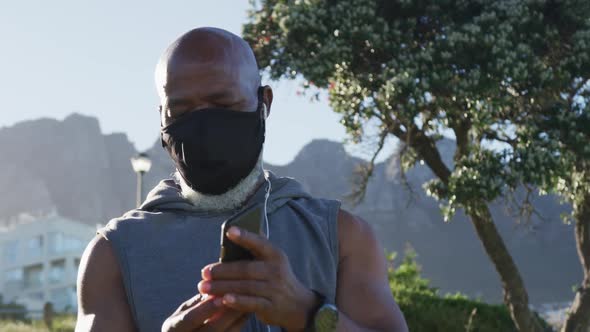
(158, 59), (259, 127)
(155, 28), (274, 208)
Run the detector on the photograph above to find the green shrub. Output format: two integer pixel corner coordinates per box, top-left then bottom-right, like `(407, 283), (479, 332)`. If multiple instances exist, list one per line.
(52, 314), (76, 332)
(0, 295), (27, 321)
(0, 320), (45, 332)
(0, 314), (75, 332)
(388, 251), (546, 332)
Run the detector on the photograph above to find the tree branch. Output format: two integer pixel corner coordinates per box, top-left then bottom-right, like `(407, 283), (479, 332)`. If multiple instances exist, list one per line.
(561, 192), (590, 332)
(453, 118), (471, 162)
(410, 129), (452, 183)
(381, 111), (451, 184)
(391, 142), (418, 207)
(346, 129), (389, 205)
(483, 130), (517, 146)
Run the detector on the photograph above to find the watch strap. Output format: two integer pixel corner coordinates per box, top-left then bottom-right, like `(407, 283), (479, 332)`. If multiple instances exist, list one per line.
(305, 290), (327, 331)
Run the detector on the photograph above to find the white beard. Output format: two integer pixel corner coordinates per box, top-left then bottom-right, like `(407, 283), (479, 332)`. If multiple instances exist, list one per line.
(174, 156), (264, 213)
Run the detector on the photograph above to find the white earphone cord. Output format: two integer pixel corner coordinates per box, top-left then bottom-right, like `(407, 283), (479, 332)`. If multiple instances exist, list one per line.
(262, 161), (271, 239)
(261, 132), (272, 332)
(262, 104), (271, 240)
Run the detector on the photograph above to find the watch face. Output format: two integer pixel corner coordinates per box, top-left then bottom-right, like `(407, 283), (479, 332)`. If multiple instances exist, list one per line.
(314, 304), (339, 332)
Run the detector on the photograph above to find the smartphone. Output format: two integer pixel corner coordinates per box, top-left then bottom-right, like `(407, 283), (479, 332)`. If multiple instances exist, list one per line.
(219, 203), (264, 263)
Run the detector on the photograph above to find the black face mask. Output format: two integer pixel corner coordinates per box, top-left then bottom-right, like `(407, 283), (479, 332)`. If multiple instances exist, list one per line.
(161, 88), (265, 195)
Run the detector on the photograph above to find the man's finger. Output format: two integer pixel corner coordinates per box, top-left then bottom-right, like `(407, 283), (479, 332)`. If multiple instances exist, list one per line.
(198, 279), (272, 299)
(204, 261), (271, 281)
(203, 309), (247, 332)
(226, 227), (279, 260)
(221, 293), (272, 314)
(176, 293), (202, 313)
(166, 297), (220, 331)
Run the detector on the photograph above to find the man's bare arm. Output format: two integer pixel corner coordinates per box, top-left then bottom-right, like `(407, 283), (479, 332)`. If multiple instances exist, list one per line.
(76, 235), (137, 332)
(335, 209), (408, 332)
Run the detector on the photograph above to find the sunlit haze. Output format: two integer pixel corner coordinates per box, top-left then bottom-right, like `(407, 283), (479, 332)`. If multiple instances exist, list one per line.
(0, 1), (394, 165)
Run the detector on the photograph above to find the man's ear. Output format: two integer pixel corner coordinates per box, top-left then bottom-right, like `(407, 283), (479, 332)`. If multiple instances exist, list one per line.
(158, 105), (166, 148)
(262, 85), (273, 118)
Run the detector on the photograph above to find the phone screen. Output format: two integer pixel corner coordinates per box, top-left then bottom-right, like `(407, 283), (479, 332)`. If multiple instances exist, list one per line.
(219, 204), (264, 263)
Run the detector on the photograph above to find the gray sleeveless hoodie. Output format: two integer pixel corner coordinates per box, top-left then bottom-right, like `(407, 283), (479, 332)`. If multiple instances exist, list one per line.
(98, 172), (341, 332)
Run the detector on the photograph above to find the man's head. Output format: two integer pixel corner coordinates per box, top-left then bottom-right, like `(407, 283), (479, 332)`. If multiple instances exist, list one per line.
(156, 28), (273, 211)
(156, 27), (272, 125)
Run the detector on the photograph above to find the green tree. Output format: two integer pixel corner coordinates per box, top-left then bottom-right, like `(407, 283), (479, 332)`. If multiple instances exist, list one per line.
(513, 95), (590, 331)
(243, 1), (590, 331)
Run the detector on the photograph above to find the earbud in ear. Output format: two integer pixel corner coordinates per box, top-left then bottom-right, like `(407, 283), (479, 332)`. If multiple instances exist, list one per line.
(263, 104), (268, 119)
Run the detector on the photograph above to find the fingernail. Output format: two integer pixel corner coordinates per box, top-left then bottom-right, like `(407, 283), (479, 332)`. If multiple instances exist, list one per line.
(227, 227), (240, 238)
(201, 266), (211, 279)
(224, 294), (236, 304)
(198, 281), (210, 293)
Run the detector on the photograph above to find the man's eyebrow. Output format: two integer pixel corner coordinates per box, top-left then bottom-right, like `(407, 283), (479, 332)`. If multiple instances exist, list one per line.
(203, 90), (235, 102)
(166, 98), (193, 109)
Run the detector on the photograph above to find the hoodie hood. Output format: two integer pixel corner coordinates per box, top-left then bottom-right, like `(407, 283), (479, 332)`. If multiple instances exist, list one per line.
(139, 171), (312, 215)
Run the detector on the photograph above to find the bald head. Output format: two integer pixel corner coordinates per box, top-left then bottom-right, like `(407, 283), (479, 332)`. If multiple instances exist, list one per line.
(156, 27), (272, 126)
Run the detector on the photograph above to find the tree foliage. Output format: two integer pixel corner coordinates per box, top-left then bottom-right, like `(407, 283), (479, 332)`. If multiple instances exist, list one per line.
(512, 74), (590, 332)
(244, 1), (590, 331)
(245, 0), (590, 216)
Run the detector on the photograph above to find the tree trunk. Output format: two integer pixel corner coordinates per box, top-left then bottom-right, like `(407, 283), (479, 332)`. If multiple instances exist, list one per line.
(465, 202), (544, 332)
(402, 129), (543, 331)
(561, 194), (590, 332)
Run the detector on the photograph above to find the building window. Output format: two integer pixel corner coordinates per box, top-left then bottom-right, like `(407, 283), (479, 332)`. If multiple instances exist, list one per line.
(48, 232), (63, 255)
(71, 286), (78, 311)
(26, 291), (44, 302)
(23, 264), (43, 289)
(65, 236), (84, 253)
(2, 240), (19, 264)
(4, 269), (23, 289)
(48, 232), (84, 255)
(25, 235), (44, 260)
(50, 287), (75, 312)
(74, 258), (81, 277)
(49, 259), (66, 284)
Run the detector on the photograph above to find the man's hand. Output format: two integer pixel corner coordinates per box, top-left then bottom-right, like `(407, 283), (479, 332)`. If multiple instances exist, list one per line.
(199, 227), (318, 332)
(161, 294), (248, 332)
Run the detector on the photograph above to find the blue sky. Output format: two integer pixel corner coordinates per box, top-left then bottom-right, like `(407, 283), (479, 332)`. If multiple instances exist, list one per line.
(0, 1), (395, 165)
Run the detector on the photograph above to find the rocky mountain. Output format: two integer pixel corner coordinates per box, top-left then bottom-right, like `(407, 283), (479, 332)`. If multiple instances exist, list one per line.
(0, 114), (580, 305)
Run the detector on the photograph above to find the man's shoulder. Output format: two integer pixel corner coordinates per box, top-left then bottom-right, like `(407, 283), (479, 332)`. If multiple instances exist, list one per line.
(78, 235), (123, 309)
(336, 209), (372, 233)
(80, 235), (120, 280)
(77, 234), (137, 331)
(336, 209), (380, 260)
(99, 209), (146, 232)
(97, 208), (170, 245)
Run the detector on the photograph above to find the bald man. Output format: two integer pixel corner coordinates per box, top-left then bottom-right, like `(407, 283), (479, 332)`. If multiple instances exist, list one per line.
(76, 28), (408, 332)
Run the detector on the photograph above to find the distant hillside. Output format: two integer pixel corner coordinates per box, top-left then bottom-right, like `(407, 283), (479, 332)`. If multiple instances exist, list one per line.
(0, 114), (580, 305)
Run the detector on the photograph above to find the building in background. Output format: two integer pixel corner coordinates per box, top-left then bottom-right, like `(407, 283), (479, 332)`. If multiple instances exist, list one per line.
(0, 214), (96, 315)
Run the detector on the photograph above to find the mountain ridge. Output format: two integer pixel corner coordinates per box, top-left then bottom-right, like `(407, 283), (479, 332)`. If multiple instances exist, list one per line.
(0, 113), (580, 305)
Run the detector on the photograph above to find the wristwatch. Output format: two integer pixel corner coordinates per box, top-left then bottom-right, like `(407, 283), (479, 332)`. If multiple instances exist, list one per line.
(307, 291), (339, 332)
(313, 303), (339, 332)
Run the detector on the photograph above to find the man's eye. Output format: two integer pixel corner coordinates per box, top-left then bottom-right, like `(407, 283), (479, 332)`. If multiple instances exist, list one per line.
(167, 108), (189, 119)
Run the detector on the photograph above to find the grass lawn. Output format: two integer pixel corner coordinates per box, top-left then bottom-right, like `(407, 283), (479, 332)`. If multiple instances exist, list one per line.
(0, 315), (75, 332)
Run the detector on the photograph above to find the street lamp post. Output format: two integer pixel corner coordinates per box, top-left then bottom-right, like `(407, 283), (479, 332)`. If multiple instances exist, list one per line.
(130, 152), (152, 208)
